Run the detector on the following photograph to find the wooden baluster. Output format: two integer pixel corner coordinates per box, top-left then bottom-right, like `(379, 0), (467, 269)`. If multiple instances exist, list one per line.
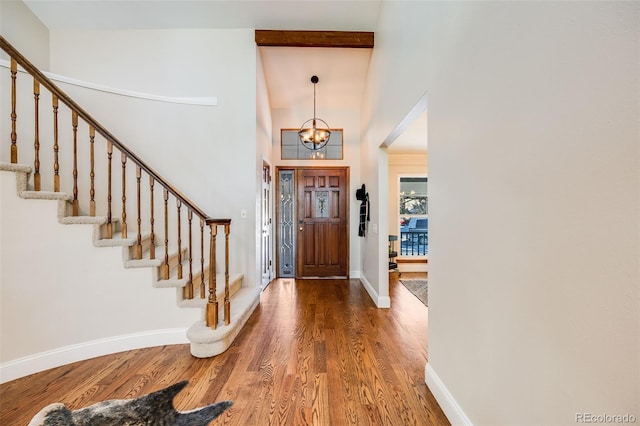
(176, 200), (183, 280)
(161, 188), (169, 279)
(121, 153), (127, 238)
(89, 126), (96, 216)
(10, 58), (17, 163)
(72, 111), (79, 215)
(135, 166), (142, 259)
(149, 177), (156, 259)
(200, 219), (205, 299)
(224, 223), (231, 326)
(52, 94), (60, 192)
(106, 141), (113, 238)
(33, 79), (41, 190)
(206, 224), (218, 329)
(184, 210), (194, 299)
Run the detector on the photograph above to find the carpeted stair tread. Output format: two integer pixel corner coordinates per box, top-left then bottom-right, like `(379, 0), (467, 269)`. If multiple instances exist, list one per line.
(95, 232), (137, 247)
(124, 245), (187, 268)
(187, 287), (261, 358)
(125, 257), (164, 268)
(59, 215), (108, 225)
(154, 277), (189, 288)
(0, 162), (32, 173)
(20, 190), (72, 201)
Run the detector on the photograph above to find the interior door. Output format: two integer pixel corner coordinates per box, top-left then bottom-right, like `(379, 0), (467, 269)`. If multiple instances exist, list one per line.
(261, 163), (273, 288)
(296, 168), (349, 278)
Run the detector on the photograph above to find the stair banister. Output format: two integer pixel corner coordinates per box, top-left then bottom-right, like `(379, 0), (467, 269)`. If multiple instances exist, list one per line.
(0, 35), (220, 224)
(1, 35), (232, 330)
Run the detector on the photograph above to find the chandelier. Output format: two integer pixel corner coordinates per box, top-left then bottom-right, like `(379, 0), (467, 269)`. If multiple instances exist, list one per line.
(298, 75), (331, 151)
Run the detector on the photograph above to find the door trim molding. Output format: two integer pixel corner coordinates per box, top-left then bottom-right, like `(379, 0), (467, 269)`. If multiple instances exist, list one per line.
(261, 160), (274, 289)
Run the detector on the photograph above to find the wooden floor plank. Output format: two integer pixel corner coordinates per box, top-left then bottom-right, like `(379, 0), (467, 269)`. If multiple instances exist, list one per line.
(0, 274), (449, 425)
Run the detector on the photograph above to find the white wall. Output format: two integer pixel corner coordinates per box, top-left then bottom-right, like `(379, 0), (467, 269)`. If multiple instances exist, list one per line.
(364, 1), (639, 424)
(0, 4), (51, 365)
(256, 48), (273, 287)
(256, 49), (273, 163)
(0, 0), (49, 69)
(0, 171), (199, 376)
(0, 0), (49, 170)
(356, 131), (389, 306)
(271, 107), (362, 278)
(359, 37), (403, 307)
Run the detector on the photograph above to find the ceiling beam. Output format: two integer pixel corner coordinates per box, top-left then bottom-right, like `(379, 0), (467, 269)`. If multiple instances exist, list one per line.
(255, 30), (374, 48)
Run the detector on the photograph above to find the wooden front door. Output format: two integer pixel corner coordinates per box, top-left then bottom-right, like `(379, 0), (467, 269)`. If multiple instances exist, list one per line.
(296, 168), (349, 278)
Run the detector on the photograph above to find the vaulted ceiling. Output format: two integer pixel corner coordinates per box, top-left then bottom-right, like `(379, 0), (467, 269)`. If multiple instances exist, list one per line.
(23, 0), (426, 153)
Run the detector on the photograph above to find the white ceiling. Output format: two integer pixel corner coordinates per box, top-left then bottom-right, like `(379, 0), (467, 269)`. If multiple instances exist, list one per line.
(23, 0), (426, 153)
(23, 1), (382, 31)
(259, 46), (372, 111)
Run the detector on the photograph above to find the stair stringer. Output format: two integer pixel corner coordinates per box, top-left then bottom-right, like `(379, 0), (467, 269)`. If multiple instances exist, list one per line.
(0, 162), (258, 364)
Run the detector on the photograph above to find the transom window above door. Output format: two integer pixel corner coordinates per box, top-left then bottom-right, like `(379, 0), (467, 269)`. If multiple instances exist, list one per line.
(281, 129), (344, 160)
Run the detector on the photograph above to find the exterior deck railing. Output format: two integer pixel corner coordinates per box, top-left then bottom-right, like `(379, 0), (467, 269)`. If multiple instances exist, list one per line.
(400, 231), (428, 256)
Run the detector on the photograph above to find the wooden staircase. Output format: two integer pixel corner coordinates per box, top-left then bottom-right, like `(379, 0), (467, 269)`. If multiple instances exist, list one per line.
(0, 36), (259, 364)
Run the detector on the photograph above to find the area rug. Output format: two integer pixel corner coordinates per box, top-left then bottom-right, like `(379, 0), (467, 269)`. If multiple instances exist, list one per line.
(28, 380), (232, 426)
(400, 279), (428, 307)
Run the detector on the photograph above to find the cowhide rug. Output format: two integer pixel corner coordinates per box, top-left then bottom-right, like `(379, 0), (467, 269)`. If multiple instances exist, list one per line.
(28, 380), (232, 426)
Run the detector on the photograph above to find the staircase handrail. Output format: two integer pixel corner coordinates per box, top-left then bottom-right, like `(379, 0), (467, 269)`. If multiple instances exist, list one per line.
(0, 35), (228, 226)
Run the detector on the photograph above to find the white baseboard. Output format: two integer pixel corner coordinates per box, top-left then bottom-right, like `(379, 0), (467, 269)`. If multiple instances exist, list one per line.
(359, 275), (391, 308)
(425, 363), (473, 426)
(0, 328), (188, 384)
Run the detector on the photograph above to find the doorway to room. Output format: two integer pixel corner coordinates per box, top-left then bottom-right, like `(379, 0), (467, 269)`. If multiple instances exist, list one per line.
(276, 167), (349, 279)
(382, 91), (429, 292)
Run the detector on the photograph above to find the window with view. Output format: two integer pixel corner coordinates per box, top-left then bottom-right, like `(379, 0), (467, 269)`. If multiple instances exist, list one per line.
(399, 177), (427, 256)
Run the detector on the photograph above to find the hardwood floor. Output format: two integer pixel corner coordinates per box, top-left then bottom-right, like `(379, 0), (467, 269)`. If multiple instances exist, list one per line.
(0, 273), (448, 425)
